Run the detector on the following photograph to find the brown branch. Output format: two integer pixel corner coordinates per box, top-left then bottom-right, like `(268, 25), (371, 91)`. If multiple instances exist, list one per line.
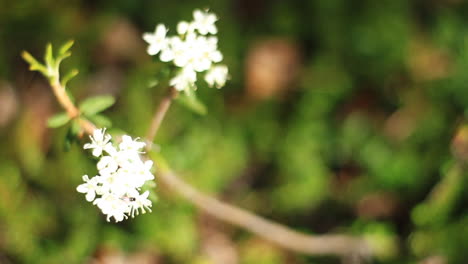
(158, 169), (371, 257)
(145, 87), (178, 146)
(49, 81), (373, 259)
(50, 81), (96, 135)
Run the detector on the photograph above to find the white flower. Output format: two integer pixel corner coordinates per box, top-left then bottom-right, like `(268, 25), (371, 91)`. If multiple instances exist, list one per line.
(192, 9), (218, 35)
(129, 191), (152, 217)
(143, 8), (228, 94)
(76, 175), (100, 202)
(97, 156), (118, 175)
(79, 128), (155, 222)
(94, 193), (129, 222)
(173, 36), (194, 67)
(170, 67), (197, 91)
(83, 128), (112, 157)
(190, 36), (221, 72)
(205, 65), (229, 88)
(131, 160), (155, 187)
(143, 24), (168, 55)
(119, 135), (146, 153)
(177, 21), (194, 35)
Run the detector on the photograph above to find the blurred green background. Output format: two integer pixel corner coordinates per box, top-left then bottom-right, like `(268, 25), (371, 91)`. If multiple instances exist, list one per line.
(1, 0), (468, 263)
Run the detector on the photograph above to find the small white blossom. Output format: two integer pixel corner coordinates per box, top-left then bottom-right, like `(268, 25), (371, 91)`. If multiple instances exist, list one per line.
(97, 156), (118, 175)
(205, 65), (229, 88)
(128, 190), (152, 217)
(119, 135), (146, 152)
(170, 67), (197, 91)
(192, 9), (218, 35)
(76, 175), (100, 202)
(78, 129), (155, 222)
(83, 128), (112, 157)
(143, 24), (168, 55)
(94, 193), (129, 222)
(177, 21), (194, 35)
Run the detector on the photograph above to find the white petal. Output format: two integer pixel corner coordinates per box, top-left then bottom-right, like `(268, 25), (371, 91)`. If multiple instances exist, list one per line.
(85, 191), (96, 202)
(208, 25), (218, 35)
(207, 14), (217, 23)
(147, 45), (160, 56)
(141, 191), (150, 199)
(93, 129), (104, 142)
(104, 144), (117, 155)
(210, 51), (223, 62)
(193, 9), (203, 21)
(92, 147), (102, 157)
(142, 33), (155, 43)
(160, 49), (174, 62)
(77, 184), (88, 193)
(144, 160), (153, 170)
(177, 21), (189, 35)
(155, 24), (167, 38)
(83, 143), (93, 149)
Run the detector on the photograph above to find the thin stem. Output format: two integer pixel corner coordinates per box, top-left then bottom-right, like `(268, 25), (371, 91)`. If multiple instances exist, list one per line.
(50, 81), (79, 117)
(47, 81), (373, 259)
(158, 169), (371, 257)
(50, 81), (96, 135)
(146, 87), (178, 146)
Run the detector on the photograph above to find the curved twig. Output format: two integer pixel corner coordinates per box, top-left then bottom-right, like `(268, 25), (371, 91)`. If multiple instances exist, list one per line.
(145, 87), (179, 145)
(158, 169), (371, 257)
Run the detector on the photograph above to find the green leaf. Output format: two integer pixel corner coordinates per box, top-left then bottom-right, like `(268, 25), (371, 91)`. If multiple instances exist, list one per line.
(61, 69), (79, 88)
(70, 119), (81, 135)
(58, 40), (74, 56)
(21, 51), (40, 66)
(47, 112), (71, 128)
(176, 93), (207, 115)
(89, 114), (112, 128)
(44, 43), (54, 68)
(64, 127), (73, 152)
(79, 95), (115, 116)
(63, 120), (82, 152)
(21, 51), (48, 75)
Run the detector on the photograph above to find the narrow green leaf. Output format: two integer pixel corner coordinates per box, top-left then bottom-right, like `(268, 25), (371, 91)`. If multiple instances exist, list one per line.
(44, 43), (54, 68)
(64, 127), (73, 152)
(55, 52), (71, 66)
(90, 114), (112, 128)
(63, 120), (80, 151)
(58, 40), (74, 56)
(21, 51), (40, 66)
(21, 51), (48, 75)
(79, 95), (116, 116)
(70, 119), (81, 135)
(61, 69), (79, 88)
(47, 112), (71, 128)
(176, 93), (207, 115)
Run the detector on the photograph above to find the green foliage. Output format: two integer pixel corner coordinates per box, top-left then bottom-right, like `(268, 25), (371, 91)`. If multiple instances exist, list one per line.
(22, 40), (77, 85)
(47, 112), (71, 128)
(176, 92), (207, 115)
(89, 114), (112, 128)
(363, 222), (399, 260)
(3, 0), (468, 263)
(79, 95), (116, 116)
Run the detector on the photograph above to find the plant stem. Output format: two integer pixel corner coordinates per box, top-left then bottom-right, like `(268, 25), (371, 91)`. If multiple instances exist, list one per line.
(50, 81), (96, 135)
(157, 169), (371, 257)
(146, 87), (178, 146)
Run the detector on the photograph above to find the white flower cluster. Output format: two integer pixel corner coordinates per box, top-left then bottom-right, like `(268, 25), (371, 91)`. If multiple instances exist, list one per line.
(143, 9), (229, 92)
(77, 129), (154, 222)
